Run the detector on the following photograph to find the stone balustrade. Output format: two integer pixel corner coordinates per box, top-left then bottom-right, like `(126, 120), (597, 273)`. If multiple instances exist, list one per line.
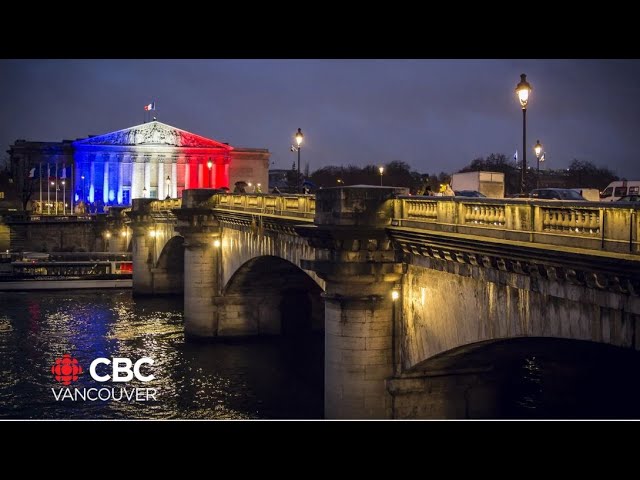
(394, 196), (640, 255)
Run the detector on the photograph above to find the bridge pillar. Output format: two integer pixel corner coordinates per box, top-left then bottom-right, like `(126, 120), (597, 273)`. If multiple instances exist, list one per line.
(175, 189), (222, 338)
(300, 186), (407, 419)
(128, 199), (157, 295)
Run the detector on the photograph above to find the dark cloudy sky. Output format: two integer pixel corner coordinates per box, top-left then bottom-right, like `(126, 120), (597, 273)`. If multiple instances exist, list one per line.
(2, 59), (639, 178)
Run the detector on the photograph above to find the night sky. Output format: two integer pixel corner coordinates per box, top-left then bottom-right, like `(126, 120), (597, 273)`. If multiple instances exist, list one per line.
(2, 59), (639, 179)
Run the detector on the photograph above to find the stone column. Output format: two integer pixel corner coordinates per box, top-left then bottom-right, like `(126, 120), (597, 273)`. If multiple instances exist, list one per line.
(197, 158), (204, 188)
(184, 156), (190, 191)
(103, 157), (110, 204)
(172, 161), (178, 198)
(144, 158), (151, 197)
(131, 154), (138, 199)
(117, 156), (125, 204)
(89, 158), (95, 203)
(299, 186), (407, 419)
(175, 190), (223, 337)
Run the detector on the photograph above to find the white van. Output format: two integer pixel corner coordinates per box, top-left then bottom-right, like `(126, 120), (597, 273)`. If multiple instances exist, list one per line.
(599, 180), (640, 202)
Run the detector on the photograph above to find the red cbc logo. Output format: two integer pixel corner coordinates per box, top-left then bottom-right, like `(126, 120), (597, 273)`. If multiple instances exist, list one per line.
(51, 354), (83, 385)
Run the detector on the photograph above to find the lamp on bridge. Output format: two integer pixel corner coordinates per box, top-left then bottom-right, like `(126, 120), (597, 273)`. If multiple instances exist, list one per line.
(143, 187), (148, 198)
(379, 166), (384, 186)
(292, 128), (304, 193)
(515, 73), (532, 194)
(165, 175), (171, 199)
(534, 139), (543, 189)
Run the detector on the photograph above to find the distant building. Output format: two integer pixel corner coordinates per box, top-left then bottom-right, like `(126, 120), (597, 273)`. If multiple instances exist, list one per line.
(269, 169), (290, 191)
(7, 120), (270, 212)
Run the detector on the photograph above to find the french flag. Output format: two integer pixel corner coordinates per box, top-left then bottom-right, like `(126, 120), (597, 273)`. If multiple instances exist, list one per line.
(144, 102), (155, 111)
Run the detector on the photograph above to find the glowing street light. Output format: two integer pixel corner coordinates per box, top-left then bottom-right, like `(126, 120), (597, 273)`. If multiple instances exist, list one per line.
(515, 73), (532, 194)
(379, 166), (384, 186)
(165, 175), (171, 199)
(534, 139), (543, 189)
(291, 128), (304, 193)
(61, 179), (66, 214)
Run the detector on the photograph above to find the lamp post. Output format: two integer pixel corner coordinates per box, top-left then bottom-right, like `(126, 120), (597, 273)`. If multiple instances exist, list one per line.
(294, 128), (303, 193)
(534, 139), (543, 189)
(515, 73), (532, 194)
(207, 158), (213, 188)
(143, 187), (148, 199)
(165, 175), (171, 199)
(379, 166), (384, 186)
(81, 175), (85, 203)
(61, 180), (66, 214)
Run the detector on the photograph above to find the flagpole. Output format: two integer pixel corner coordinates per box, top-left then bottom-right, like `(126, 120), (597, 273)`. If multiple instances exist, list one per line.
(55, 161), (58, 215)
(47, 163), (50, 215)
(39, 161), (42, 214)
(70, 161), (74, 215)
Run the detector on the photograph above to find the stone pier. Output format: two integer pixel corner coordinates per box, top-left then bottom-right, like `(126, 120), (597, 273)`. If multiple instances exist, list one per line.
(300, 186), (407, 419)
(175, 189), (222, 337)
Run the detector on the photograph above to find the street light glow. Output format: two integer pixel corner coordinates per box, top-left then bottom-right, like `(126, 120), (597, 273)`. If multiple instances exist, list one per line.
(295, 128), (304, 146)
(515, 73), (532, 109)
(515, 73), (532, 194)
(213, 239), (221, 248)
(534, 140), (543, 158)
(391, 290), (400, 301)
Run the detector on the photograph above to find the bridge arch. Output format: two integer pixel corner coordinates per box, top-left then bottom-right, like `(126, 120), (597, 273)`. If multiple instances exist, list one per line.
(149, 235), (184, 294)
(392, 337), (640, 419)
(219, 255), (324, 336)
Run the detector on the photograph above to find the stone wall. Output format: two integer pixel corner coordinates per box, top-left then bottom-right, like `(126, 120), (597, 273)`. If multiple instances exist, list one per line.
(401, 256), (640, 371)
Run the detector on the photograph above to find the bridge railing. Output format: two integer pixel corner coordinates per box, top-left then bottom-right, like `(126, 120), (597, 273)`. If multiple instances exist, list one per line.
(393, 196), (640, 255)
(212, 193), (315, 220)
(149, 198), (182, 212)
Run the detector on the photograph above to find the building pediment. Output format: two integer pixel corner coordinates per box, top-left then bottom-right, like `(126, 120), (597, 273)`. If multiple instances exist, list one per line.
(73, 121), (233, 149)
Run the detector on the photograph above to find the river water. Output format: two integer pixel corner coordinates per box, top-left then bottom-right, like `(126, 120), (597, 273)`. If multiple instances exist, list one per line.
(1, 290), (640, 419)
(0, 290), (323, 419)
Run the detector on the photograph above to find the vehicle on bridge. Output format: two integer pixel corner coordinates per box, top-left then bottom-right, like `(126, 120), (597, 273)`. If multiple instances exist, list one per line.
(600, 181), (640, 202)
(454, 190), (486, 198)
(529, 188), (586, 201)
(616, 195), (640, 203)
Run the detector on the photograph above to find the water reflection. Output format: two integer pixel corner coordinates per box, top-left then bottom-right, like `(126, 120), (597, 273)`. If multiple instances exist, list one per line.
(0, 291), (323, 419)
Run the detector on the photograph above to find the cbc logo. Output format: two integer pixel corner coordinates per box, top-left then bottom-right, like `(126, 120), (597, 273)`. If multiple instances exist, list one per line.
(51, 354), (155, 384)
(90, 357), (155, 382)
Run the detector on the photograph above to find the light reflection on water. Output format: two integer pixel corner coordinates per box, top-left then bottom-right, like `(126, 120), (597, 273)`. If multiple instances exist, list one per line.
(0, 290), (323, 419)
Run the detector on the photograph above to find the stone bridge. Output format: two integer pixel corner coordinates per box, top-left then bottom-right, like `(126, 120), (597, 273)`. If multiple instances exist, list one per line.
(127, 187), (640, 419)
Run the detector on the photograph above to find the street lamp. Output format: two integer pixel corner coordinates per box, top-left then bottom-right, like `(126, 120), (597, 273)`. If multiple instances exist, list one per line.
(534, 139), (543, 189)
(207, 158), (213, 188)
(515, 73), (532, 194)
(81, 175), (85, 203)
(143, 187), (148, 198)
(165, 175), (171, 199)
(294, 128), (304, 193)
(61, 180), (66, 214)
(379, 166), (384, 186)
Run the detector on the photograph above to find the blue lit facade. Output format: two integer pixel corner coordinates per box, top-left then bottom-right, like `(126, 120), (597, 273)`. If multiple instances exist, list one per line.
(9, 120), (271, 214)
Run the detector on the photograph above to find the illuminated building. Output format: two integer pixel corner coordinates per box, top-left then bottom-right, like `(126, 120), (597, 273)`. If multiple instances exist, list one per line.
(8, 120), (270, 212)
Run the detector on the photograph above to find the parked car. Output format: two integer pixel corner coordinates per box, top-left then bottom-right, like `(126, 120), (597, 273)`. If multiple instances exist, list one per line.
(615, 195), (640, 203)
(454, 190), (486, 198)
(529, 188), (586, 200)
